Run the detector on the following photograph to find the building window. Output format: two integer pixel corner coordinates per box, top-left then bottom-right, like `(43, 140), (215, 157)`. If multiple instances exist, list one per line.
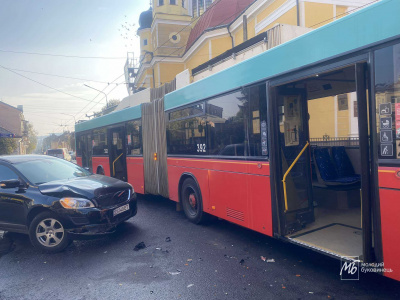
(182, 0), (185, 8)
(159, 0), (164, 6)
(143, 39), (148, 46)
(191, 0), (213, 17)
(170, 0), (176, 4)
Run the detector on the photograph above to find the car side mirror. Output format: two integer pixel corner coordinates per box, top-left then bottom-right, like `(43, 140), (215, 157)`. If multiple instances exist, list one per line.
(0, 179), (22, 189)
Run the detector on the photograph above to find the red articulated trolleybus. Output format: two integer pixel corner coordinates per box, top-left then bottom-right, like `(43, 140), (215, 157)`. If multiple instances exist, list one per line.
(76, 0), (400, 281)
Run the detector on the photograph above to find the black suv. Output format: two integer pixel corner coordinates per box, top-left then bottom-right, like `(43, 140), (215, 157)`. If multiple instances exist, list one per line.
(0, 155), (137, 253)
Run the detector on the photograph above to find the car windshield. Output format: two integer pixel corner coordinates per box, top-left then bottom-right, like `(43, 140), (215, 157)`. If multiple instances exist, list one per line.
(14, 158), (91, 185)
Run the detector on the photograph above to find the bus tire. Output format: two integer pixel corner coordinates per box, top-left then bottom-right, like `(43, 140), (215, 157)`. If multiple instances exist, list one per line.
(181, 178), (206, 224)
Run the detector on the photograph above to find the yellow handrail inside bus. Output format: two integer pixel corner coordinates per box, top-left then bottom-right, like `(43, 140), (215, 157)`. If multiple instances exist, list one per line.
(282, 141), (310, 213)
(112, 153), (124, 176)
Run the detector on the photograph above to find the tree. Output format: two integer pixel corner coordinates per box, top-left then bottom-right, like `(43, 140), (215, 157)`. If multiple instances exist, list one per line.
(26, 123), (37, 154)
(93, 99), (120, 117)
(0, 138), (18, 155)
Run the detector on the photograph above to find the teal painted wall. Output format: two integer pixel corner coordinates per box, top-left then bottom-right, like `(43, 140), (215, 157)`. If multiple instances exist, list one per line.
(75, 105), (141, 132)
(165, 0), (400, 110)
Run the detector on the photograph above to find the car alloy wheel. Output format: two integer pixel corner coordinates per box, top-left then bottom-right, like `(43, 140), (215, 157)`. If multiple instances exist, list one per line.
(36, 218), (65, 247)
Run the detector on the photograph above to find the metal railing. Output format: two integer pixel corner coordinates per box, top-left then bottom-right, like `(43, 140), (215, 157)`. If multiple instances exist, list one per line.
(310, 137), (359, 147)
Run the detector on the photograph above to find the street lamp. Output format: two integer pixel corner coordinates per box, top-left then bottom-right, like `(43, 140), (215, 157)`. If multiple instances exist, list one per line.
(84, 84), (108, 107)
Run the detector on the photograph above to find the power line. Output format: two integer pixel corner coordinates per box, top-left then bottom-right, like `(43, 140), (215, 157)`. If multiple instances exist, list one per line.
(0, 64), (94, 103)
(64, 73), (125, 126)
(1, 67), (122, 85)
(0, 49), (126, 59)
(309, 0), (379, 28)
(70, 83), (121, 125)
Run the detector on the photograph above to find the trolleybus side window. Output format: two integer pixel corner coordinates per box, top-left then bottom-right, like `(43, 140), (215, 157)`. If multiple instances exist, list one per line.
(206, 85), (268, 158)
(167, 102), (207, 155)
(92, 127), (108, 156)
(247, 84), (268, 157)
(76, 134), (84, 156)
(126, 119), (142, 156)
(206, 90), (246, 156)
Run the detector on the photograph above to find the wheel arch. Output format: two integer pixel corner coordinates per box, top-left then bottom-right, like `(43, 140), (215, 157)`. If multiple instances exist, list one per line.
(26, 206), (52, 227)
(96, 165), (105, 175)
(178, 172), (202, 205)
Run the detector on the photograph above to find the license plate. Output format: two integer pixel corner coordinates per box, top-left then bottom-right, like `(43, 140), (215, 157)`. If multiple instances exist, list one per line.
(113, 204), (129, 217)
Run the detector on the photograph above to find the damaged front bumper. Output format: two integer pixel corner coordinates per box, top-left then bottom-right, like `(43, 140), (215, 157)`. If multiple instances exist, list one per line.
(64, 195), (137, 240)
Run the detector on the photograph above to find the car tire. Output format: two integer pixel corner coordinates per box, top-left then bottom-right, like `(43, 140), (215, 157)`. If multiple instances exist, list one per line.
(29, 211), (71, 253)
(181, 178), (207, 224)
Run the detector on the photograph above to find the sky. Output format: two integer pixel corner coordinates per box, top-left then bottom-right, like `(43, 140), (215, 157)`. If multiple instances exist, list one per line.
(0, 0), (150, 135)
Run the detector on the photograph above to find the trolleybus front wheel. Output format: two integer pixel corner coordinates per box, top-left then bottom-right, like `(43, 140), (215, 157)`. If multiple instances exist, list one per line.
(181, 178), (206, 224)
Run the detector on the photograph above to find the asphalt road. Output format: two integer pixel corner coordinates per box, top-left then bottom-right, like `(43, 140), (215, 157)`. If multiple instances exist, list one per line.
(0, 195), (399, 300)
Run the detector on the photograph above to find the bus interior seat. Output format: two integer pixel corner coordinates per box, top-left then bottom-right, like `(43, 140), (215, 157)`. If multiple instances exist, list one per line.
(313, 147), (360, 186)
(331, 146), (361, 180)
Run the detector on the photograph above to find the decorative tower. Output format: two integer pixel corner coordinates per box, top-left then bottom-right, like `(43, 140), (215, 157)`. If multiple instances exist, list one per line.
(151, 0), (192, 57)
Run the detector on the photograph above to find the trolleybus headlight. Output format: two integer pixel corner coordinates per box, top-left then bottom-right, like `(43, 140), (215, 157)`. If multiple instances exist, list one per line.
(60, 197), (95, 209)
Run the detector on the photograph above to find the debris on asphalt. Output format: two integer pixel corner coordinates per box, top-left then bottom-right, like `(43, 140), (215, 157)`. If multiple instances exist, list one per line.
(104, 251), (107, 254)
(239, 259), (245, 265)
(187, 259), (192, 262)
(155, 247), (162, 250)
(266, 259), (275, 263)
(168, 269), (181, 275)
(162, 250), (169, 253)
(296, 274), (301, 277)
(133, 242), (146, 251)
(261, 256), (266, 261)
(187, 284), (194, 288)
(150, 291), (154, 294)
(165, 237), (171, 242)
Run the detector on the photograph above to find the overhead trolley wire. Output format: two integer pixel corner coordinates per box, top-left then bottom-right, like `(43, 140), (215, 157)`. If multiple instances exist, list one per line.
(309, 0), (380, 28)
(0, 64), (94, 103)
(0, 49), (126, 59)
(0, 67), (123, 85)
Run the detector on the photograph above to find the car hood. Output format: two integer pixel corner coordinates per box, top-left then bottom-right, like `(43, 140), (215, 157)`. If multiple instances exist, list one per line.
(38, 175), (131, 200)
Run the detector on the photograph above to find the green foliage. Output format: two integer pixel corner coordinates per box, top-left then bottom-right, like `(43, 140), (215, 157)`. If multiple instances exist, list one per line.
(93, 99), (120, 117)
(0, 138), (18, 155)
(26, 123), (37, 154)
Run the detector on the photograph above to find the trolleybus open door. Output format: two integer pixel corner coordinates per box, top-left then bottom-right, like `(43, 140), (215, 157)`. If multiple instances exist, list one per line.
(272, 88), (315, 234)
(270, 62), (373, 262)
(108, 126), (127, 181)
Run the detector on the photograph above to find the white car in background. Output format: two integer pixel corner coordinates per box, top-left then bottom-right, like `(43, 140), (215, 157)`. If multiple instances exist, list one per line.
(46, 148), (72, 161)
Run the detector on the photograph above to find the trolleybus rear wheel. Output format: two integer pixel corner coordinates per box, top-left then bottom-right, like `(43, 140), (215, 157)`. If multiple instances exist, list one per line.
(181, 178), (205, 224)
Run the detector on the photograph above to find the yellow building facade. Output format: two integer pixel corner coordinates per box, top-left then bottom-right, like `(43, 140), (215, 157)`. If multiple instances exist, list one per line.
(130, 0), (373, 139)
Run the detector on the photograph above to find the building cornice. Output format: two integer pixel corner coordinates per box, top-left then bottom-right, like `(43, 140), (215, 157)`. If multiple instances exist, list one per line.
(255, 0), (297, 34)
